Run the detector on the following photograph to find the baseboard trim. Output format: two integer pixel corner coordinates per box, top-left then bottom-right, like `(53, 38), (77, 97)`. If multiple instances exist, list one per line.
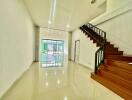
(78, 63), (93, 71)
(69, 60), (93, 71)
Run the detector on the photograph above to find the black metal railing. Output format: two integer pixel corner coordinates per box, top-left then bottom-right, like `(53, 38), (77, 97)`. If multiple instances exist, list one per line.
(80, 23), (106, 73)
(87, 23), (106, 41)
(95, 44), (105, 73)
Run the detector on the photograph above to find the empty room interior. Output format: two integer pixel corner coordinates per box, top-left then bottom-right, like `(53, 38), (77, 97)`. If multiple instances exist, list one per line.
(0, 0), (132, 100)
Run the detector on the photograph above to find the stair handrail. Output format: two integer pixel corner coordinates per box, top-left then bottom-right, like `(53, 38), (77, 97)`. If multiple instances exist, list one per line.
(87, 23), (106, 42)
(80, 23), (106, 73)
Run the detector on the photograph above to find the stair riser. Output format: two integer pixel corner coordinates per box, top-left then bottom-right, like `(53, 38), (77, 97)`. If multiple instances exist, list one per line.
(105, 52), (123, 55)
(106, 45), (114, 48)
(105, 51), (123, 54)
(105, 49), (118, 52)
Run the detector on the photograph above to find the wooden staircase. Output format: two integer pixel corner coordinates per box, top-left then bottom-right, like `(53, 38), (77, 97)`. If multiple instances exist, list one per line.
(80, 23), (132, 100)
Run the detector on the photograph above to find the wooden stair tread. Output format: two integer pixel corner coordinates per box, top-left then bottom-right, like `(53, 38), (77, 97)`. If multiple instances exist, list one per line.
(91, 73), (132, 100)
(105, 55), (132, 62)
(100, 63), (132, 81)
(103, 65), (132, 81)
(105, 59), (132, 71)
(99, 68), (132, 91)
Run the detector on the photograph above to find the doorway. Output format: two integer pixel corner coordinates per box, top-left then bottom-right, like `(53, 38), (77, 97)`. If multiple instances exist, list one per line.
(41, 39), (64, 67)
(74, 40), (80, 63)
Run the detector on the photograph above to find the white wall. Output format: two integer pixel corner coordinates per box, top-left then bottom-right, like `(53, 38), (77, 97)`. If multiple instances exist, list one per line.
(90, 0), (132, 25)
(0, 0), (35, 97)
(90, 0), (132, 55)
(106, 0), (132, 13)
(71, 29), (98, 70)
(39, 28), (68, 63)
(97, 11), (132, 55)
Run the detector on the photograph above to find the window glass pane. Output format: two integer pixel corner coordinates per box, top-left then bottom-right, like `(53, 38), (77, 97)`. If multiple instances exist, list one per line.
(41, 39), (64, 67)
(48, 43), (53, 51)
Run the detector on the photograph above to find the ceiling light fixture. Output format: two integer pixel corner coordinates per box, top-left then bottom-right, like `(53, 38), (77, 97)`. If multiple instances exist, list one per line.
(48, 0), (57, 25)
(64, 96), (68, 100)
(52, 0), (57, 19)
(66, 24), (70, 28)
(45, 82), (49, 87)
(57, 80), (60, 85)
(48, 20), (51, 24)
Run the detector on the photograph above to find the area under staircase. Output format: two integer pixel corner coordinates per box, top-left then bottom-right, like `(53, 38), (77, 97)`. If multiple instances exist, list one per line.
(80, 23), (132, 100)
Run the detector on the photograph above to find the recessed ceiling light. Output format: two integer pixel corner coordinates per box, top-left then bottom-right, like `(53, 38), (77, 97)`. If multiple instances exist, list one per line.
(45, 82), (49, 87)
(66, 24), (70, 28)
(48, 20), (51, 24)
(64, 96), (68, 100)
(57, 80), (60, 84)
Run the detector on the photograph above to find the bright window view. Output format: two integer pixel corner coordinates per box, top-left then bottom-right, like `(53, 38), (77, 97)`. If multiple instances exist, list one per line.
(41, 39), (64, 67)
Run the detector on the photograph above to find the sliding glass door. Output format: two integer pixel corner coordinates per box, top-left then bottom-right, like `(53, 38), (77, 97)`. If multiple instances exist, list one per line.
(41, 39), (64, 67)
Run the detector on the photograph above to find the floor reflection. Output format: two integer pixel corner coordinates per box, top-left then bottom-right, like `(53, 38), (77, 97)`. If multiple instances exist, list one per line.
(1, 62), (124, 100)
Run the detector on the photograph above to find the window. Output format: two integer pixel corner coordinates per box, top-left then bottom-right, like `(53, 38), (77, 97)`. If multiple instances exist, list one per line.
(41, 39), (64, 67)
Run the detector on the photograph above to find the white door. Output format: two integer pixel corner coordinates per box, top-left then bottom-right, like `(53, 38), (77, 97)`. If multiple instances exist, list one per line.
(74, 40), (80, 63)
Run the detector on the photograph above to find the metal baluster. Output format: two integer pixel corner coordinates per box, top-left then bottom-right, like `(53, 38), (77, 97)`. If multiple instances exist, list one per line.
(95, 52), (98, 73)
(98, 52), (99, 67)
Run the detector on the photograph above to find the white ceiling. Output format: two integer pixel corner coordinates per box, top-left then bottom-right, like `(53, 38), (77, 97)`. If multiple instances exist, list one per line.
(24, 0), (106, 31)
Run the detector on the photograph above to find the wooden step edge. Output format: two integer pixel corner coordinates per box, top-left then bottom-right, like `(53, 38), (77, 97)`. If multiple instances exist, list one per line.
(105, 58), (132, 62)
(105, 47), (118, 51)
(105, 51), (123, 54)
(105, 58), (132, 69)
(103, 67), (132, 81)
(104, 64), (132, 73)
(106, 41), (110, 44)
(105, 53), (123, 55)
(105, 59), (132, 66)
(105, 55), (132, 57)
(104, 64), (132, 74)
(105, 44), (114, 46)
(105, 57), (132, 62)
(91, 73), (132, 100)
(100, 69), (132, 91)
(100, 69), (132, 84)
(105, 58), (132, 63)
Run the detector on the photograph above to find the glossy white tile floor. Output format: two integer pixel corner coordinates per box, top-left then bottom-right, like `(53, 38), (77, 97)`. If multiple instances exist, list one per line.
(1, 61), (124, 100)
